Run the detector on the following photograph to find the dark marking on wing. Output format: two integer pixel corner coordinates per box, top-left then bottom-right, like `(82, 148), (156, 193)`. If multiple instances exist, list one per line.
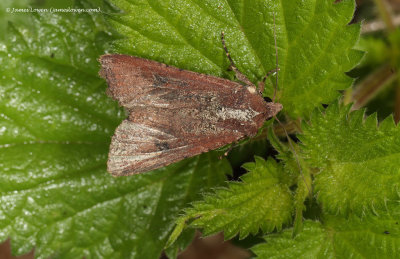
(153, 74), (169, 87)
(156, 142), (170, 151)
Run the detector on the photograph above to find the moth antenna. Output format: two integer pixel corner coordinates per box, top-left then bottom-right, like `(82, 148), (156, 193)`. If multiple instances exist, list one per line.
(221, 31), (236, 70)
(275, 117), (312, 195)
(270, 13), (312, 195)
(273, 12), (279, 103)
(221, 31), (254, 86)
(258, 67), (280, 93)
(262, 68), (280, 83)
(257, 13), (280, 95)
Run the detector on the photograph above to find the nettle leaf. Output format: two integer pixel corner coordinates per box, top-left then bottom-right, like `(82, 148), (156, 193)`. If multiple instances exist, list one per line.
(107, 0), (362, 118)
(299, 102), (400, 215)
(252, 203), (400, 258)
(167, 157), (293, 245)
(0, 1), (231, 258)
(164, 228), (196, 259)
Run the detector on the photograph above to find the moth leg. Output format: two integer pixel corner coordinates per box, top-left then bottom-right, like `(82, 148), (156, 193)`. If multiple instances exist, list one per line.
(218, 143), (237, 160)
(221, 31), (254, 86)
(258, 67), (280, 93)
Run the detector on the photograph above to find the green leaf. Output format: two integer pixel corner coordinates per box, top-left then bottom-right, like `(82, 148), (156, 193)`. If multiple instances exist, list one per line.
(252, 203), (400, 258)
(168, 157), (293, 243)
(299, 102), (400, 215)
(165, 215), (190, 249)
(0, 2), (231, 258)
(107, 0), (362, 118)
(271, 0), (363, 118)
(0, 145), (230, 258)
(164, 228), (195, 259)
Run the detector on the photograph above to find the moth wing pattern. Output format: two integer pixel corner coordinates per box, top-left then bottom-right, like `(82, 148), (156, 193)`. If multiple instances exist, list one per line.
(99, 54), (281, 176)
(107, 119), (192, 175)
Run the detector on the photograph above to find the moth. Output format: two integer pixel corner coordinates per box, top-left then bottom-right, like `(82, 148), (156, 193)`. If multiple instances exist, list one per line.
(99, 33), (282, 176)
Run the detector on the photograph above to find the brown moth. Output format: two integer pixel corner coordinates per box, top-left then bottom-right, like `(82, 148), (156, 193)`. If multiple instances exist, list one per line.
(99, 39), (282, 176)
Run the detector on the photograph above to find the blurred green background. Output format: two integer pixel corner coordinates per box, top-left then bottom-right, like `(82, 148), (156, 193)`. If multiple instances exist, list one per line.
(346, 0), (400, 122)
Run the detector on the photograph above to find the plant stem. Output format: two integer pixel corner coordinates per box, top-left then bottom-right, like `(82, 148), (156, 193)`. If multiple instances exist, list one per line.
(347, 64), (396, 110)
(395, 78), (400, 123)
(373, 0), (395, 32)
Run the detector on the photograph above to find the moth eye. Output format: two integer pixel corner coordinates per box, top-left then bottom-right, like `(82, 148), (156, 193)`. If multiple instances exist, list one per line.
(263, 97), (272, 102)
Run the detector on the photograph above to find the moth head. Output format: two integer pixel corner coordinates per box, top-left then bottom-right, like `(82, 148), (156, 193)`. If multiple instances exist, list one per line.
(266, 102), (283, 117)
